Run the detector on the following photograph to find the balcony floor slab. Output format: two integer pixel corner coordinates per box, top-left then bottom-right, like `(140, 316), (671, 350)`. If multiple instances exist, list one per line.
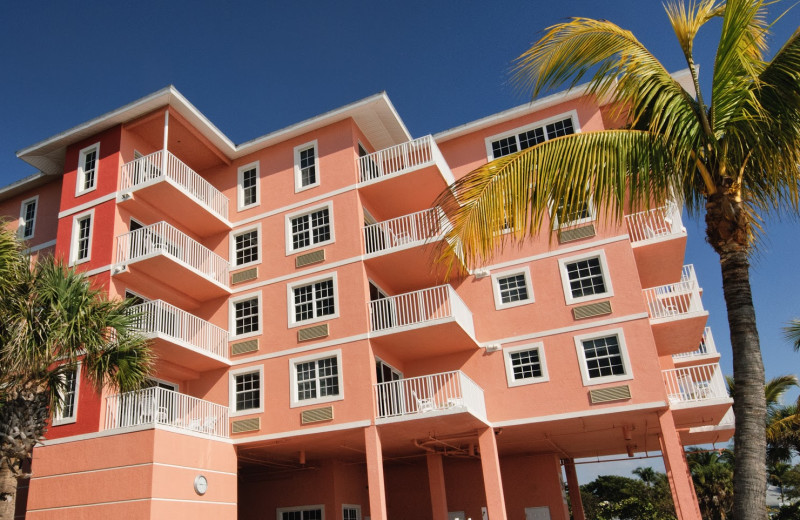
(114, 254), (230, 301)
(651, 312), (709, 356)
(369, 319), (480, 362)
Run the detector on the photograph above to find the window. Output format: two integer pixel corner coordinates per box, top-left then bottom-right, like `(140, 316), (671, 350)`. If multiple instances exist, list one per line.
(290, 350), (343, 407)
(19, 196), (38, 239)
(552, 190), (594, 229)
(286, 203), (334, 254)
(53, 365), (80, 425)
(294, 141), (320, 192)
(77, 143), (100, 195)
(491, 267), (533, 310)
(485, 114), (577, 160)
(343, 505), (361, 520)
(230, 292), (262, 338)
(230, 366), (263, 415)
(287, 274), (339, 327)
(557, 251), (613, 305)
(277, 506), (324, 520)
(573, 329), (633, 386)
(70, 210), (94, 265)
(503, 343), (548, 387)
(238, 162), (260, 210)
(232, 225), (261, 268)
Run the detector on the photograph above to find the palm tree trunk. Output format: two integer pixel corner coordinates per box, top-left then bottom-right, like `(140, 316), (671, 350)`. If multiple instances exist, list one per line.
(0, 461), (18, 520)
(719, 247), (767, 520)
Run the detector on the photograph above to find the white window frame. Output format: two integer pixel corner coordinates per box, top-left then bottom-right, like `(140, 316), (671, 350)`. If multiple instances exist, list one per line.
(491, 266), (534, 310)
(53, 363), (81, 426)
(76, 142), (100, 196)
(294, 140), (320, 192)
(229, 291), (263, 339)
(230, 223), (262, 269)
(18, 195), (39, 240)
(229, 365), (264, 417)
(573, 328), (633, 386)
(484, 110), (580, 161)
(503, 342), (549, 387)
(69, 209), (94, 266)
(284, 201), (335, 255)
(289, 349), (344, 408)
(286, 272), (339, 328)
(557, 250), (614, 305)
(276, 505), (325, 520)
(551, 197), (596, 229)
(342, 505), (362, 520)
(237, 161), (260, 211)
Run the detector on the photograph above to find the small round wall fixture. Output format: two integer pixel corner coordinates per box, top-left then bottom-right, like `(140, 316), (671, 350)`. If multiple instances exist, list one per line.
(193, 474), (208, 495)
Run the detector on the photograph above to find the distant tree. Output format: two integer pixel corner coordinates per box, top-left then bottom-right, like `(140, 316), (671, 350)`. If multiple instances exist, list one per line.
(580, 472), (676, 520)
(769, 461), (793, 504)
(686, 448), (734, 520)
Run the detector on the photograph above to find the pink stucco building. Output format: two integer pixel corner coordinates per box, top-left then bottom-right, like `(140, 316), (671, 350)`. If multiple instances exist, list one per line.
(1, 73), (732, 520)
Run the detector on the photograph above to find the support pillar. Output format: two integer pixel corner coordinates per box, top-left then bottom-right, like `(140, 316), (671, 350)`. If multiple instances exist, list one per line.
(658, 410), (701, 520)
(427, 452), (449, 520)
(364, 425), (387, 520)
(477, 427), (507, 520)
(563, 458), (585, 520)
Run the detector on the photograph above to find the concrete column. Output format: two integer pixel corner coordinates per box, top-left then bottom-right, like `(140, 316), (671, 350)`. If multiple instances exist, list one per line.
(364, 425), (388, 520)
(563, 458), (585, 520)
(477, 427), (507, 520)
(658, 410), (701, 520)
(427, 452), (449, 520)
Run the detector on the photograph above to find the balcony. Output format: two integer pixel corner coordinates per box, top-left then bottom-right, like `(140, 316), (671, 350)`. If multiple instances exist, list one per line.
(129, 300), (229, 372)
(681, 407), (735, 446)
(643, 265), (708, 355)
(672, 327), (720, 366)
(114, 221), (230, 301)
(625, 203), (687, 288)
(104, 387), (229, 438)
(368, 285), (479, 361)
(357, 136), (455, 217)
(119, 150), (230, 236)
(374, 371), (487, 427)
(662, 363), (732, 428)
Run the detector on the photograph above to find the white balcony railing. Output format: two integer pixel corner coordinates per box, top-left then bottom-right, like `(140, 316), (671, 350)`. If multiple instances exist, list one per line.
(625, 202), (684, 244)
(643, 265), (704, 320)
(673, 327), (718, 361)
(364, 208), (447, 254)
(358, 135), (453, 184)
(120, 150), (229, 221)
(374, 370), (486, 421)
(369, 285), (474, 336)
(105, 386), (229, 438)
(129, 299), (228, 360)
(115, 221), (229, 287)
(662, 363), (728, 404)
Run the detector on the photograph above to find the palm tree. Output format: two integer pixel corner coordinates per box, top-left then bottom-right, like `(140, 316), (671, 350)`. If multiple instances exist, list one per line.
(769, 461), (792, 505)
(0, 225), (153, 520)
(686, 448), (734, 520)
(434, 1), (800, 517)
(784, 319), (800, 351)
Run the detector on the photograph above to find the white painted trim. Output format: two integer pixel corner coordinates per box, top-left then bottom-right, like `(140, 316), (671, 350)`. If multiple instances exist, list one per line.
(58, 191), (117, 219)
(294, 139), (320, 192)
(232, 256), (359, 294)
(231, 333), (370, 365)
(491, 266), (534, 310)
(233, 182), (356, 228)
(38, 421), (235, 447)
(573, 327), (634, 386)
(18, 195), (39, 240)
(229, 291), (263, 340)
(557, 249), (614, 305)
(277, 504), (325, 520)
(22, 238), (56, 254)
(69, 208), (94, 266)
(28, 498), (237, 512)
(286, 272), (340, 328)
(231, 419), (371, 444)
(237, 161), (260, 211)
(52, 363), (81, 426)
(82, 264), (111, 277)
(285, 200), (335, 256)
(76, 142), (100, 197)
(492, 400), (668, 428)
(551, 197), (596, 230)
(343, 504), (362, 520)
(503, 342), (549, 387)
(230, 222), (263, 270)
(229, 364), (264, 416)
(289, 349), (344, 408)
(484, 110), (580, 161)
(483, 312), (649, 346)
(30, 461), (236, 481)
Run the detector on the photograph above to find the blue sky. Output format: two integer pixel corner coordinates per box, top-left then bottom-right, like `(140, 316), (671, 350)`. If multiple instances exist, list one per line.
(2, 1), (799, 483)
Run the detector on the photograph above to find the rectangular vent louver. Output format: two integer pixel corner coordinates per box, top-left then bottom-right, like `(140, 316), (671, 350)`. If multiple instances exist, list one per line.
(296, 250), (325, 268)
(301, 406), (334, 425)
(231, 339), (258, 356)
(297, 323), (329, 342)
(589, 385), (632, 404)
(573, 301), (612, 320)
(558, 224), (596, 244)
(231, 417), (260, 433)
(231, 267), (258, 285)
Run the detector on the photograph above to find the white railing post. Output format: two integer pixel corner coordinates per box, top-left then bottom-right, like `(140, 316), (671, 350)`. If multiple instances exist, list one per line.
(662, 363), (727, 404)
(373, 370), (486, 421)
(358, 136), (438, 183)
(624, 202), (685, 244)
(370, 285), (470, 333)
(642, 265), (704, 320)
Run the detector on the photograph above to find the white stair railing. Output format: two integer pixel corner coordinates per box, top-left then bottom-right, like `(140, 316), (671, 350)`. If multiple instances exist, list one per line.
(673, 327), (717, 360)
(364, 208), (445, 254)
(105, 386), (229, 438)
(128, 300), (228, 359)
(374, 370), (485, 420)
(115, 221), (229, 287)
(369, 285), (473, 335)
(358, 135), (436, 182)
(642, 264), (704, 319)
(120, 150), (229, 221)
(625, 202), (684, 243)
(662, 363), (728, 404)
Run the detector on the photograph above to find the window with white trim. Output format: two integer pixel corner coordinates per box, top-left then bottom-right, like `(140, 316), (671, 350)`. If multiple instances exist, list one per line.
(238, 162), (260, 210)
(290, 350), (343, 407)
(573, 328), (633, 386)
(342, 505), (361, 520)
(503, 343), (548, 387)
(53, 364), (80, 425)
(231, 292), (261, 338)
(552, 188), (595, 229)
(277, 506), (324, 520)
(287, 274), (339, 327)
(232, 225), (260, 268)
(491, 267), (533, 310)
(77, 143), (99, 195)
(486, 115), (576, 160)
(288, 204), (333, 253)
(70, 210), (93, 265)
(294, 141), (320, 191)
(558, 251), (613, 305)
(230, 366), (263, 414)
(19, 196), (38, 239)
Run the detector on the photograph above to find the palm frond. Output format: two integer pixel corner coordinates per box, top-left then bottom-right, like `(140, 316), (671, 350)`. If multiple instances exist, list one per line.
(784, 319), (800, 351)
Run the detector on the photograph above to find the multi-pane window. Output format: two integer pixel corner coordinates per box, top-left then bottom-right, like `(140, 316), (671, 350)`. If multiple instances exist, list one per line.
(291, 208), (331, 251)
(54, 367), (78, 424)
(565, 257), (606, 298)
(234, 229), (259, 266)
(19, 197), (37, 239)
(280, 508), (323, 520)
(72, 214), (92, 263)
(293, 279), (335, 323)
(489, 117), (574, 159)
(497, 274), (529, 304)
(555, 198), (592, 226)
(77, 144), (99, 193)
(582, 335), (626, 379)
(293, 141), (319, 191)
(234, 297), (259, 336)
(240, 166), (258, 207)
(296, 356), (339, 401)
(343, 506), (361, 520)
(509, 348), (543, 381)
(234, 371), (260, 412)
